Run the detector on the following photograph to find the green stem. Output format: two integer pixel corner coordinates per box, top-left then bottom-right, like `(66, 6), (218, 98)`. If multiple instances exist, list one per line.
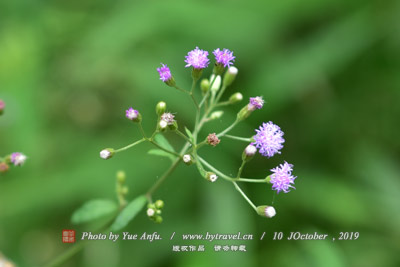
(115, 138), (146, 153)
(224, 135), (252, 142)
(237, 160), (246, 178)
(236, 178), (267, 183)
(233, 182), (257, 211)
(197, 156), (234, 182)
(138, 123), (147, 138)
(216, 120), (239, 137)
(173, 85), (189, 94)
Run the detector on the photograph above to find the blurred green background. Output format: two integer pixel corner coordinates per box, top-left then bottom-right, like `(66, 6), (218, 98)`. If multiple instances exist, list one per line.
(1, 0), (400, 266)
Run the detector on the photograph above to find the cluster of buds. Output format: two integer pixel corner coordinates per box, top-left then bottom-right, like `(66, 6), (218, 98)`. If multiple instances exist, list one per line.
(147, 200), (164, 223)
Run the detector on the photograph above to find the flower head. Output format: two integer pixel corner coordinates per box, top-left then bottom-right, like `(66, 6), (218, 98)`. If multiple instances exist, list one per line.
(126, 108), (139, 120)
(213, 48), (235, 68)
(252, 121), (284, 157)
(248, 96), (264, 110)
(157, 63), (172, 82)
(160, 112), (175, 125)
(207, 133), (220, 147)
(270, 162), (296, 193)
(10, 152), (27, 166)
(185, 47), (210, 69)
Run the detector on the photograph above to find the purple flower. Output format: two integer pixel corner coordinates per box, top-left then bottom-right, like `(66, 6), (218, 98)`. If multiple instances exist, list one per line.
(213, 48), (235, 68)
(157, 63), (172, 82)
(252, 121), (284, 157)
(126, 108), (139, 120)
(185, 47), (210, 69)
(248, 96), (264, 110)
(270, 162), (296, 193)
(11, 152), (27, 166)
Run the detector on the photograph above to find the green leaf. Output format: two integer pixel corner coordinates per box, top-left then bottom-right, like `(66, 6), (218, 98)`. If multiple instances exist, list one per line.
(71, 199), (118, 224)
(185, 127), (194, 142)
(154, 133), (175, 152)
(110, 195), (147, 232)
(148, 149), (176, 162)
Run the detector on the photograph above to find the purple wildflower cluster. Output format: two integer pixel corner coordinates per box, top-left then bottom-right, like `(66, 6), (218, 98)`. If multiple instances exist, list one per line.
(157, 47), (236, 82)
(213, 48), (235, 68)
(252, 121), (285, 158)
(270, 162), (296, 193)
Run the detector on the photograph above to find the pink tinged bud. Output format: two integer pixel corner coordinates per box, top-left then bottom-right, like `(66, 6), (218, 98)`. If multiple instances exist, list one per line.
(245, 145), (257, 156)
(125, 108), (141, 122)
(100, 148), (114, 159)
(10, 153), (27, 166)
(0, 99), (5, 115)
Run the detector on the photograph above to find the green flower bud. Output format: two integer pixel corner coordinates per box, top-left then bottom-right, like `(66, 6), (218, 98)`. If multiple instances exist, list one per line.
(155, 200), (164, 209)
(100, 148), (115, 160)
(155, 216), (163, 224)
(223, 66), (238, 87)
(256, 205), (276, 218)
(237, 105), (253, 121)
(116, 171), (126, 183)
(121, 186), (129, 195)
(229, 92), (243, 104)
(210, 111), (224, 120)
(156, 101), (167, 116)
(242, 145), (257, 162)
(200, 79), (210, 95)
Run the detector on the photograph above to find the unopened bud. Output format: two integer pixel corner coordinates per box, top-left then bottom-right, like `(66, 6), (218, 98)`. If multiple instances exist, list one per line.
(242, 145), (257, 162)
(223, 66), (238, 87)
(210, 111), (223, 120)
(156, 101), (167, 116)
(205, 172), (218, 182)
(155, 200), (164, 209)
(100, 148), (114, 159)
(0, 162), (9, 173)
(200, 79), (210, 95)
(125, 108), (142, 123)
(182, 154), (193, 165)
(147, 208), (155, 217)
(229, 92), (243, 104)
(256, 205), (276, 218)
(155, 216), (163, 224)
(116, 171), (126, 183)
(159, 120), (168, 131)
(210, 74), (221, 93)
(121, 186), (128, 195)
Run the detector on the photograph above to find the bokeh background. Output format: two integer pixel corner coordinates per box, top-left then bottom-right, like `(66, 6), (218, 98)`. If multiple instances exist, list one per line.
(1, 0), (400, 266)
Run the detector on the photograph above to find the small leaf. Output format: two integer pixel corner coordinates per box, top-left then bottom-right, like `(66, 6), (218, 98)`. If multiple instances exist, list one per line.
(154, 134), (175, 152)
(148, 149), (176, 162)
(110, 195), (147, 232)
(185, 127), (194, 142)
(71, 199), (118, 224)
